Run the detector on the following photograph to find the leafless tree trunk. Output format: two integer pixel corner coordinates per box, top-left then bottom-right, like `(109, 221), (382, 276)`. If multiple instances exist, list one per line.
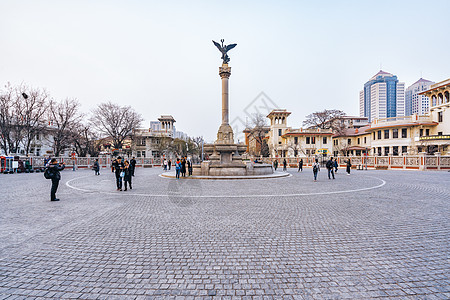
(72, 122), (100, 157)
(48, 98), (83, 156)
(303, 109), (346, 130)
(248, 113), (269, 156)
(90, 102), (143, 150)
(0, 84), (14, 155)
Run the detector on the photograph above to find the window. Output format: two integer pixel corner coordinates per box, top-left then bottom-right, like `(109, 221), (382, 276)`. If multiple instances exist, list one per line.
(377, 147), (382, 156)
(294, 137), (298, 144)
(393, 146), (399, 156)
(311, 137), (315, 144)
(141, 151), (146, 157)
(402, 146), (407, 154)
(420, 129), (423, 137)
(357, 138), (360, 144)
(384, 147), (389, 156)
(426, 129), (430, 136)
(438, 111), (443, 122)
(373, 132), (376, 139)
(364, 137), (367, 144)
(438, 131), (443, 136)
(278, 129), (282, 136)
(323, 137), (327, 144)
(402, 128), (407, 138)
(384, 130), (389, 139)
(306, 137), (310, 144)
(377, 131), (382, 139)
(137, 139), (146, 146)
(393, 129), (398, 138)
(347, 138), (351, 145)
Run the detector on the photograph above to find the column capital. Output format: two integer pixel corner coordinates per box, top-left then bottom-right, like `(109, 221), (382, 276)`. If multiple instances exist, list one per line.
(219, 64), (231, 79)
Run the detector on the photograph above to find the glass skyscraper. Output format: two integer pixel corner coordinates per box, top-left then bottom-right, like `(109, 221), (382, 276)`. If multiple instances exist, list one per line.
(359, 70), (405, 122)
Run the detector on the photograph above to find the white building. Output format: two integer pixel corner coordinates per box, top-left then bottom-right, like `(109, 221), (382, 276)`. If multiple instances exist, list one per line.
(405, 78), (435, 116)
(360, 70), (405, 121)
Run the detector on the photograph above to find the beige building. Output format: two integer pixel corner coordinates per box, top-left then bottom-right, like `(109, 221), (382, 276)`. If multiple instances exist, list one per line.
(132, 115), (176, 158)
(265, 109), (333, 157)
(332, 126), (371, 157)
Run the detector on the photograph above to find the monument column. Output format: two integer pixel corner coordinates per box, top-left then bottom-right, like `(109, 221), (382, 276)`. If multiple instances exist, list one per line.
(220, 64), (231, 125)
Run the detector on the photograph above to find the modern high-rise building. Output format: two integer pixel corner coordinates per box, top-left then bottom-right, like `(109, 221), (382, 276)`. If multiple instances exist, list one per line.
(405, 78), (435, 116)
(359, 70), (405, 121)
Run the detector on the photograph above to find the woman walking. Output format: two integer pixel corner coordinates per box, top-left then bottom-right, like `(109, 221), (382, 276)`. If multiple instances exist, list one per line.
(298, 158), (303, 172)
(175, 158), (181, 179)
(346, 159), (352, 175)
(312, 158), (320, 181)
(123, 160), (132, 191)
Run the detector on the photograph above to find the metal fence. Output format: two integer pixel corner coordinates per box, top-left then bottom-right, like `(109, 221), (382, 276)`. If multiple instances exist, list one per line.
(256, 155), (450, 171)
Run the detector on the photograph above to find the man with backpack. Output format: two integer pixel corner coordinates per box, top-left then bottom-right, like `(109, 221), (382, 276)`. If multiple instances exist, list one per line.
(44, 158), (65, 201)
(326, 157), (335, 179)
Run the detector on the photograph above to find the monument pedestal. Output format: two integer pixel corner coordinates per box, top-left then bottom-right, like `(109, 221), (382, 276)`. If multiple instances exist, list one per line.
(192, 59), (273, 177)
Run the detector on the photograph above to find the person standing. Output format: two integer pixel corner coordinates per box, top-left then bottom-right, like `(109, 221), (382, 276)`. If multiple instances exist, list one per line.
(298, 159), (303, 172)
(175, 158), (181, 179)
(163, 158), (167, 171)
(273, 159), (278, 171)
(326, 157), (335, 179)
(283, 159), (287, 171)
(312, 158), (320, 181)
(168, 159), (172, 170)
(181, 156), (187, 177)
(111, 156), (125, 191)
(123, 160), (132, 191)
(187, 158), (193, 176)
(334, 159), (338, 173)
(93, 159), (100, 175)
(47, 158), (65, 201)
(130, 157), (136, 176)
(346, 159), (352, 175)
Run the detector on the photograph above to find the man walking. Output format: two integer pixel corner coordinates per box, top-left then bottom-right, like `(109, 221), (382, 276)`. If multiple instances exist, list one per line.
(326, 157), (335, 179)
(312, 158), (320, 181)
(130, 157), (136, 176)
(47, 158), (65, 201)
(298, 158), (303, 172)
(111, 156), (125, 191)
(93, 159), (100, 175)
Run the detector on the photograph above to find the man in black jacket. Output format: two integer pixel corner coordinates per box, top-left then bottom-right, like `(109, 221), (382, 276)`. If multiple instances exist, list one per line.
(47, 158), (65, 201)
(326, 157), (335, 179)
(111, 156), (125, 191)
(130, 157), (136, 176)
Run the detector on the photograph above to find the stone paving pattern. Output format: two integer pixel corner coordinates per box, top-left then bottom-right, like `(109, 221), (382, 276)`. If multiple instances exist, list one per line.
(0, 167), (449, 299)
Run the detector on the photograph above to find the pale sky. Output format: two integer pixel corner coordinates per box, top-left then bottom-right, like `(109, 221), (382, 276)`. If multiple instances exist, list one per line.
(1, 0), (449, 142)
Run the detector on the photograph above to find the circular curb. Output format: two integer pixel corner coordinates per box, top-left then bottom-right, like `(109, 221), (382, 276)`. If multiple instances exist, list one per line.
(159, 171), (291, 180)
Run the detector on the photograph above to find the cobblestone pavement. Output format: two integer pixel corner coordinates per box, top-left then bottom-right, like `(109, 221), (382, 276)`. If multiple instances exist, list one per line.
(0, 167), (449, 299)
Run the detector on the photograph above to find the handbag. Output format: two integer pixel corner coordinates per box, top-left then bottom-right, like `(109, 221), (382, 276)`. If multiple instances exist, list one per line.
(120, 171), (125, 178)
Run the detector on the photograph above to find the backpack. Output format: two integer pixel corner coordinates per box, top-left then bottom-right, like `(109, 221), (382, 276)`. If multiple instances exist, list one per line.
(313, 164), (318, 172)
(44, 168), (53, 179)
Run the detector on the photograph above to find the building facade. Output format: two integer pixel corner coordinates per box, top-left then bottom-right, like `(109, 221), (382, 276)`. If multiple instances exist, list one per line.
(360, 70), (405, 121)
(264, 109), (333, 158)
(132, 115), (177, 158)
(405, 78), (434, 116)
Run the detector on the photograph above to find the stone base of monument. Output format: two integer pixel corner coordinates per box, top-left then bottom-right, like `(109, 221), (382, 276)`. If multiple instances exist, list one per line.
(160, 168), (288, 180)
(192, 161), (274, 177)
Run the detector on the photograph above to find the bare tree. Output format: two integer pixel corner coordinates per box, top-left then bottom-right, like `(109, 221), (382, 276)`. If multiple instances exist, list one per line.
(247, 113), (269, 156)
(14, 84), (49, 155)
(47, 98), (83, 156)
(303, 109), (346, 131)
(71, 122), (100, 157)
(0, 83), (14, 154)
(90, 102), (143, 150)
